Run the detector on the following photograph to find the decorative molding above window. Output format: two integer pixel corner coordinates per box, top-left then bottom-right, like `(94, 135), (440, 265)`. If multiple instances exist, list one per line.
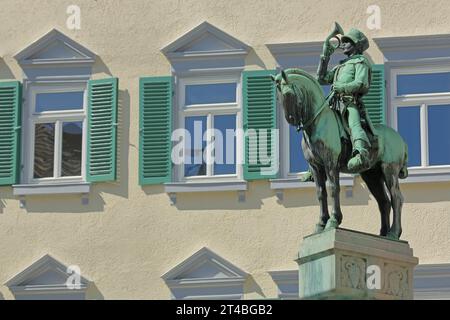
(162, 247), (248, 300)
(161, 21), (250, 73)
(266, 41), (347, 72)
(374, 34), (450, 63)
(15, 29), (96, 80)
(15, 29), (96, 67)
(414, 263), (450, 300)
(268, 270), (298, 300)
(5, 254), (90, 300)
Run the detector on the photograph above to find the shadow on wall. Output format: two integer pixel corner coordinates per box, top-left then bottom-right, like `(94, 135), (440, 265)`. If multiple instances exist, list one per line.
(141, 177), (372, 211)
(0, 59), (15, 80)
(401, 181), (450, 203)
(244, 275), (266, 299)
(86, 282), (105, 300)
(245, 48), (267, 70)
(92, 56), (113, 77)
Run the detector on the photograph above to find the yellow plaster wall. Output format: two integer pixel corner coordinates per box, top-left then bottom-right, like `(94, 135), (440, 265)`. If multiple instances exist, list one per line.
(0, 0), (449, 299)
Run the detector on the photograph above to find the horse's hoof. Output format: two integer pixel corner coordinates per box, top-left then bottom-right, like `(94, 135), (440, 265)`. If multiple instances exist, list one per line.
(325, 217), (339, 230)
(386, 232), (400, 240)
(314, 223), (325, 234)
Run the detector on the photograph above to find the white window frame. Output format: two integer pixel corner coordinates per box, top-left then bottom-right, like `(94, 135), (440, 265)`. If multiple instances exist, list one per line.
(22, 83), (88, 185)
(390, 65), (450, 175)
(279, 111), (308, 179)
(175, 74), (243, 183)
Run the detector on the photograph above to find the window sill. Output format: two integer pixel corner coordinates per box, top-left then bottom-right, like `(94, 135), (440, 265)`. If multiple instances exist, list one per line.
(13, 183), (91, 208)
(400, 170), (450, 184)
(164, 181), (247, 205)
(270, 175), (355, 200)
(13, 182), (91, 196)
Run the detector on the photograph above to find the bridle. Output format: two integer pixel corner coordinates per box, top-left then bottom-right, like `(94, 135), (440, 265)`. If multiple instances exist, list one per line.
(284, 79), (333, 132)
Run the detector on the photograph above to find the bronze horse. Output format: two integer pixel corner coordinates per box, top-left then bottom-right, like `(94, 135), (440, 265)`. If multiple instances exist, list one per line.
(273, 68), (408, 240)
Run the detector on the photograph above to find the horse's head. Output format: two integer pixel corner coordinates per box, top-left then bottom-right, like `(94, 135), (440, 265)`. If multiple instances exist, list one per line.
(272, 70), (305, 127)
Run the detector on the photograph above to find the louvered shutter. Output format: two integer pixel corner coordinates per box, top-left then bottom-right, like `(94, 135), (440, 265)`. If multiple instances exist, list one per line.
(0, 81), (21, 186)
(363, 64), (386, 125)
(87, 78), (118, 182)
(243, 70), (278, 180)
(139, 77), (172, 185)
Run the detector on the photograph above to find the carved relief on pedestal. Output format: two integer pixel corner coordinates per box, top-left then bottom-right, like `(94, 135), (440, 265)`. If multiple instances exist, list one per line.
(340, 255), (367, 290)
(383, 264), (410, 298)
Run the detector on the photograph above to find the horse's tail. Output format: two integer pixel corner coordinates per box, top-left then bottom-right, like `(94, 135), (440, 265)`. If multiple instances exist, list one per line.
(399, 143), (408, 179)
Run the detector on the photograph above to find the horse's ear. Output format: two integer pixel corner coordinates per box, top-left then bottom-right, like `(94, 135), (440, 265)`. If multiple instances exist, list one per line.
(281, 70), (289, 84)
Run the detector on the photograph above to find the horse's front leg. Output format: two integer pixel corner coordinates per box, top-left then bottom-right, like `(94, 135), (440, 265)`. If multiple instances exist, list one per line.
(325, 167), (343, 230)
(310, 164), (330, 233)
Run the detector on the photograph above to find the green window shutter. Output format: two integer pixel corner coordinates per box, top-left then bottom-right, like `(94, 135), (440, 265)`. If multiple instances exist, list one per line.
(139, 76), (173, 185)
(87, 78), (118, 182)
(243, 70), (278, 180)
(363, 64), (386, 125)
(0, 81), (22, 186)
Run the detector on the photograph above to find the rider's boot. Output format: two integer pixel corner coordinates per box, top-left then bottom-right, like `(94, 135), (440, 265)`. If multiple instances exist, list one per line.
(347, 139), (370, 171)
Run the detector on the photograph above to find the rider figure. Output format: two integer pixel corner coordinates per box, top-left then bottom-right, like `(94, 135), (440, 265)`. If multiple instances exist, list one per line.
(301, 27), (372, 182)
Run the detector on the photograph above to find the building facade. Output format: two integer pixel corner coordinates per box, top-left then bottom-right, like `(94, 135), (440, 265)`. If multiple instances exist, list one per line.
(0, 0), (449, 299)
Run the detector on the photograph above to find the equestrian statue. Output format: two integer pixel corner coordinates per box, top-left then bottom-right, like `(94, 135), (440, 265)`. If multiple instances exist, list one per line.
(272, 22), (409, 240)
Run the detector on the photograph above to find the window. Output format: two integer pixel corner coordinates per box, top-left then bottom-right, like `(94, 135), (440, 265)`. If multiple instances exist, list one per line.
(23, 85), (87, 183)
(392, 67), (450, 170)
(177, 76), (242, 181)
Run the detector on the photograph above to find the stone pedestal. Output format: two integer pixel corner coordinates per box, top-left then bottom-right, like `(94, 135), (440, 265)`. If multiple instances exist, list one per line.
(296, 228), (419, 300)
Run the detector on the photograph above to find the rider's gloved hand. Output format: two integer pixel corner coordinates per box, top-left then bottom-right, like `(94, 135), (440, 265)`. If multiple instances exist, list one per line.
(333, 82), (345, 93)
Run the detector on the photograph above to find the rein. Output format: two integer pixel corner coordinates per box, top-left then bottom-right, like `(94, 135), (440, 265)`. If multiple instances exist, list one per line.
(294, 85), (334, 132)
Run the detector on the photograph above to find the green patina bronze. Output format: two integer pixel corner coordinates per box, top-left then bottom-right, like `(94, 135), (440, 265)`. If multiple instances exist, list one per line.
(272, 23), (409, 240)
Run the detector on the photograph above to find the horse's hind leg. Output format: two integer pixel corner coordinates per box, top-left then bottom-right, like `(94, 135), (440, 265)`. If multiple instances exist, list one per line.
(311, 164), (329, 233)
(382, 166), (403, 240)
(360, 166), (391, 236)
(325, 167), (343, 230)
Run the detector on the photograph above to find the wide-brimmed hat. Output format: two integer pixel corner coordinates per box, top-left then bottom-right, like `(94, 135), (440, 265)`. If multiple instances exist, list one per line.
(341, 28), (370, 52)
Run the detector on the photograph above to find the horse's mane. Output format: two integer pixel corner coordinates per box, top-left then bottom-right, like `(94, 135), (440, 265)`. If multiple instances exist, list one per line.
(283, 68), (325, 124)
(284, 68), (324, 95)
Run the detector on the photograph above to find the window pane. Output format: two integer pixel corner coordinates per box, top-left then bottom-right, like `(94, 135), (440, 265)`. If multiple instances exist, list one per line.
(185, 116), (207, 177)
(185, 83), (236, 105)
(62, 122), (83, 177)
(214, 115), (236, 175)
(34, 123), (55, 178)
(428, 105), (450, 166)
(397, 106), (421, 167)
(36, 91), (84, 112)
(289, 126), (309, 173)
(322, 85), (331, 96)
(397, 73), (450, 95)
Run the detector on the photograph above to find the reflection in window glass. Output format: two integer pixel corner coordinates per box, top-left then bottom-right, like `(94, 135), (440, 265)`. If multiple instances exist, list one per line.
(185, 83), (236, 105)
(289, 126), (309, 173)
(428, 105), (450, 166)
(62, 122), (83, 177)
(397, 106), (421, 167)
(185, 116), (207, 177)
(214, 115), (236, 175)
(397, 72), (450, 95)
(34, 123), (55, 178)
(36, 92), (84, 112)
